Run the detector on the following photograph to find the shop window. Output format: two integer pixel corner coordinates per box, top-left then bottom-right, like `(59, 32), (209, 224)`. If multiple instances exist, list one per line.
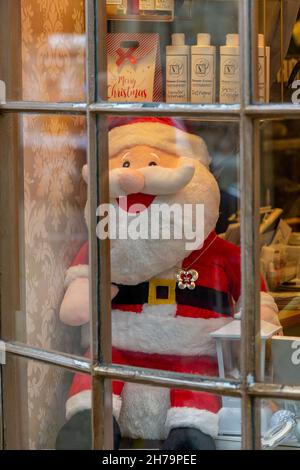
(0, 0), (300, 452)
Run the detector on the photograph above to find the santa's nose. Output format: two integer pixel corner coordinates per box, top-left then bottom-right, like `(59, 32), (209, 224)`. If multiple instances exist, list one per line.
(118, 169), (145, 194)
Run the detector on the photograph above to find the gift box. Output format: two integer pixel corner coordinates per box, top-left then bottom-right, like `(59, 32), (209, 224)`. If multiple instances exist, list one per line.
(107, 33), (163, 102)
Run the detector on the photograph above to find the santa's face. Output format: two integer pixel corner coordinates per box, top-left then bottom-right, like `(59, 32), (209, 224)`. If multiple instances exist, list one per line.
(108, 145), (220, 285)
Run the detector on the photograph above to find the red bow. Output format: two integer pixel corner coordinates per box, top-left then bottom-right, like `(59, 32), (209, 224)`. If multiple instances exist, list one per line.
(116, 46), (138, 67)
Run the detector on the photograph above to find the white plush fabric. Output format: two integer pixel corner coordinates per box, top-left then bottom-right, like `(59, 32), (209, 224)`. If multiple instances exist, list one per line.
(260, 291), (278, 312)
(110, 161), (220, 285)
(66, 391), (121, 421)
(66, 390), (91, 420)
(109, 122), (211, 167)
(119, 383), (170, 440)
(165, 407), (219, 438)
(113, 394), (122, 420)
(109, 157), (196, 198)
(141, 303), (177, 317)
(112, 309), (230, 356)
(65, 264), (89, 288)
(60, 277), (90, 326)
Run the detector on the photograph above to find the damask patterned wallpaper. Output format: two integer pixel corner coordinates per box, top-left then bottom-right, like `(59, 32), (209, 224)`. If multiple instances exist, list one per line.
(21, 0), (87, 449)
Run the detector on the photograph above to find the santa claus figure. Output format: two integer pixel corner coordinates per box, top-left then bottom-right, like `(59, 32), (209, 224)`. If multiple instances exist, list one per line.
(56, 117), (280, 450)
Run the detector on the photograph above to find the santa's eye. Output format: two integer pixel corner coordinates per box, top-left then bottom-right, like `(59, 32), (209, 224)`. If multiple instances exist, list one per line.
(122, 161), (130, 168)
(148, 161), (158, 166)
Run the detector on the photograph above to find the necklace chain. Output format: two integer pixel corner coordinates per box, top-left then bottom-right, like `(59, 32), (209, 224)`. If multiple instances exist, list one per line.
(175, 235), (218, 290)
(182, 234), (218, 271)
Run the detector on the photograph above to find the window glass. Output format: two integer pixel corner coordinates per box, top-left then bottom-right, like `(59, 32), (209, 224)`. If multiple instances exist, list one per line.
(261, 398), (300, 449)
(94, 116), (243, 439)
(103, 0), (239, 104)
(253, 0), (300, 104)
(2, 356), (92, 449)
(260, 119), (300, 387)
(0, 0), (86, 102)
(1, 113), (88, 358)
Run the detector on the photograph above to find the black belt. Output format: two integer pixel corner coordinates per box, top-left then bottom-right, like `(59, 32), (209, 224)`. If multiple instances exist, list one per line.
(112, 282), (232, 316)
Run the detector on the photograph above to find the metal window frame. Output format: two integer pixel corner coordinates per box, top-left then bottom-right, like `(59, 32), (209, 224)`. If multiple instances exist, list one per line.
(0, 0), (300, 451)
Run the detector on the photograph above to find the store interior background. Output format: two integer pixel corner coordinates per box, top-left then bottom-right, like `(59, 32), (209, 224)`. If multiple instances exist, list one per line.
(2, 0), (300, 448)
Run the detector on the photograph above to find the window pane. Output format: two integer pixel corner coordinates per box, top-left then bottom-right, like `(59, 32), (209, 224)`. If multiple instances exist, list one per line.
(102, 0), (239, 104)
(253, 0), (300, 104)
(261, 398), (300, 449)
(2, 356), (92, 449)
(97, 116), (242, 394)
(260, 118), (300, 385)
(0, 0), (86, 102)
(0, 113), (88, 358)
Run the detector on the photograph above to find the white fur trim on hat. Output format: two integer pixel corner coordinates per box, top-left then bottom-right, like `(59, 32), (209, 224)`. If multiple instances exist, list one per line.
(64, 264), (89, 288)
(66, 390), (122, 421)
(109, 122), (211, 167)
(165, 407), (219, 438)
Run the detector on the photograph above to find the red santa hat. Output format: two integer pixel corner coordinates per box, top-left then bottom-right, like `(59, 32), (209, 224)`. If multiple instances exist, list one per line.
(108, 117), (211, 167)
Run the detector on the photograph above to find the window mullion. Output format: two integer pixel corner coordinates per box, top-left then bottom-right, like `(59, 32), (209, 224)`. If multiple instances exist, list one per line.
(86, 0), (113, 450)
(240, 0), (261, 450)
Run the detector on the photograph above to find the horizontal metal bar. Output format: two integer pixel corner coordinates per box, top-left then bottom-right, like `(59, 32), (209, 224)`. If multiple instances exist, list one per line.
(1, 102), (300, 120)
(0, 102), (87, 114)
(5, 341), (300, 401)
(94, 364), (242, 397)
(249, 382), (300, 400)
(245, 104), (300, 117)
(89, 102), (241, 119)
(5, 341), (91, 373)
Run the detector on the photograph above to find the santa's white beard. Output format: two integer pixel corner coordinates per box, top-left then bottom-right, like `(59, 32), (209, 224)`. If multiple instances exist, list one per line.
(110, 162), (220, 285)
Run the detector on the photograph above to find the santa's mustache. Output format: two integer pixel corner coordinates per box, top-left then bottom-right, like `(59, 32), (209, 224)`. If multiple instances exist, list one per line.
(109, 157), (195, 197)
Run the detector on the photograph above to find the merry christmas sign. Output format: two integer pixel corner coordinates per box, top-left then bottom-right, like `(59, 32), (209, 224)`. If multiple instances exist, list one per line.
(107, 33), (163, 102)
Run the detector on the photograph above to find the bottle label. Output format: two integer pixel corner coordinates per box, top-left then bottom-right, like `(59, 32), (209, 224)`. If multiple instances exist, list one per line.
(219, 54), (240, 103)
(107, 0), (123, 4)
(139, 0), (155, 10)
(166, 54), (189, 103)
(191, 53), (215, 104)
(155, 0), (173, 11)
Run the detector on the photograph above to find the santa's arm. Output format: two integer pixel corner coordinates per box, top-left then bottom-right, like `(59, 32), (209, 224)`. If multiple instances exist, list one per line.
(59, 243), (90, 326)
(60, 265), (90, 326)
(260, 291), (281, 328)
(59, 242), (119, 326)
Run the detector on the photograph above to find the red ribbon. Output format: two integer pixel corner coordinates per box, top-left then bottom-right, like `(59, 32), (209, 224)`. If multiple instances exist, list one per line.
(116, 46), (138, 67)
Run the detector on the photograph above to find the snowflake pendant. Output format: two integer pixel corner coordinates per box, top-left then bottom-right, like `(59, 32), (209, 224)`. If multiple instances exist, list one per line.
(176, 269), (199, 290)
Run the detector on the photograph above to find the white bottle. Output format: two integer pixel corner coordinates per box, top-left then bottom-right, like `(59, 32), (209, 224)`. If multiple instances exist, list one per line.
(258, 34), (270, 103)
(191, 33), (216, 104)
(219, 34), (240, 104)
(166, 33), (190, 103)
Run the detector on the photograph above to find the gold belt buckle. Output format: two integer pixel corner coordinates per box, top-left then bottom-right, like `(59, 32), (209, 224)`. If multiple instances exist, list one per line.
(148, 278), (176, 305)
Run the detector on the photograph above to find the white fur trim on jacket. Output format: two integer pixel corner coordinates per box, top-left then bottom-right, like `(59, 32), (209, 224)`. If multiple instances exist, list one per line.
(64, 265), (89, 288)
(112, 310), (230, 356)
(66, 390), (122, 421)
(165, 407), (219, 438)
(66, 390), (91, 420)
(109, 122), (211, 167)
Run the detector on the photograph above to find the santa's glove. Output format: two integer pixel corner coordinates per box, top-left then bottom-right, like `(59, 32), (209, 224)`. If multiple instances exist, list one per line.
(161, 427), (216, 451)
(55, 410), (121, 450)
